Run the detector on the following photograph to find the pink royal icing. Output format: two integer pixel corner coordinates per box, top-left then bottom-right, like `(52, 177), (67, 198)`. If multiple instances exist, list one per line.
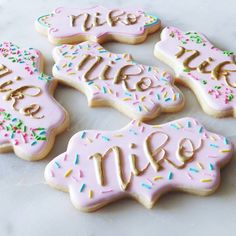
(45, 117), (233, 211)
(154, 26), (236, 117)
(52, 41), (184, 121)
(36, 6), (161, 44)
(0, 42), (68, 161)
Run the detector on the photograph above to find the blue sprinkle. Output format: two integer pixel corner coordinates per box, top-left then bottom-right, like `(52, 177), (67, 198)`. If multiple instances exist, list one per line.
(11, 118), (17, 122)
(10, 133), (14, 139)
(39, 131), (46, 135)
(56, 65), (60, 70)
(74, 154), (79, 165)
(142, 183), (152, 189)
(156, 94), (160, 100)
(31, 141), (37, 146)
(170, 124), (179, 129)
(138, 105), (142, 112)
(210, 144), (219, 148)
(198, 127), (203, 133)
(189, 167), (199, 173)
(80, 132), (86, 139)
(54, 161), (61, 168)
(168, 172), (173, 180)
(148, 66), (151, 72)
(165, 98), (171, 102)
(101, 86), (107, 94)
(209, 163), (214, 171)
(80, 183), (86, 192)
(125, 92), (132, 97)
(87, 81), (94, 85)
(187, 121), (191, 128)
(224, 138), (229, 145)
(101, 136), (110, 141)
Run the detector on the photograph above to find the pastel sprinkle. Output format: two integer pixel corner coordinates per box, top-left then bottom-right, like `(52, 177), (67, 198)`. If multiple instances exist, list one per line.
(142, 183), (152, 189)
(198, 127), (203, 133)
(153, 176), (163, 181)
(64, 169), (73, 178)
(101, 136), (110, 141)
(209, 163), (214, 170)
(220, 149), (231, 153)
(80, 183), (86, 192)
(189, 167), (199, 173)
(223, 138), (229, 145)
(74, 154), (79, 165)
(200, 179), (212, 183)
(80, 131), (86, 139)
(89, 190), (93, 199)
(54, 161), (61, 168)
(168, 172), (173, 180)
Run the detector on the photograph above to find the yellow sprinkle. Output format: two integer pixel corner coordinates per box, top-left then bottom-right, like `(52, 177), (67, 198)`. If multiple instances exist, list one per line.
(163, 91), (167, 98)
(152, 125), (161, 128)
(107, 88), (113, 94)
(62, 63), (67, 68)
(200, 179), (212, 183)
(209, 136), (216, 141)
(87, 137), (92, 143)
(122, 97), (131, 101)
(136, 120), (141, 126)
(172, 94), (176, 101)
(68, 72), (76, 75)
(89, 190), (93, 199)
(140, 96), (146, 102)
(94, 84), (100, 90)
(64, 169), (73, 178)
(153, 176), (163, 181)
(197, 162), (204, 170)
(113, 134), (123, 137)
(143, 105), (149, 112)
(220, 149), (231, 153)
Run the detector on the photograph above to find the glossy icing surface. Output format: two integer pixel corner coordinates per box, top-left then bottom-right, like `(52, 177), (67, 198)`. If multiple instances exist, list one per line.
(45, 117), (233, 211)
(0, 42), (67, 160)
(155, 27), (236, 114)
(36, 6), (160, 42)
(52, 41), (184, 120)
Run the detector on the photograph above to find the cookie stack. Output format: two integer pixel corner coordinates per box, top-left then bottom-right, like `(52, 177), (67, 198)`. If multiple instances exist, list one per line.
(0, 6), (234, 212)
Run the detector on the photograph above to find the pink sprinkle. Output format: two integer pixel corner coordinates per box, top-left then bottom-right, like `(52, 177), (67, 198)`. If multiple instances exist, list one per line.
(101, 189), (113, 193)
(51, 170), (55, 177)
(72, 176), (79, 182)
(14, 139), (19, 145)
(95, 133), (100, 139)
(141, 126), (145, 133)
(208, 155), (217, 158)
(187, 173), (193, 180)
(79, 170), (83, 178)
(146, 178), (154, 186)
(63, 154), (67, 161)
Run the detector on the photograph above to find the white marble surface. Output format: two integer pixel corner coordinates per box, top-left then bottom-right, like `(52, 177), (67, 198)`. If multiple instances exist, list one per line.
(0, 0), (236, 235)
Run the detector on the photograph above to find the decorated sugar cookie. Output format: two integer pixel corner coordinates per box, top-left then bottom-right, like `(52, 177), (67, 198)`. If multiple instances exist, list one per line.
(35, 6), (161, 45)
(52, 41), (184, 121)
(45, 118), (233, 212)
(154, 26), (236, 117)
(0, 42), (69, 161)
